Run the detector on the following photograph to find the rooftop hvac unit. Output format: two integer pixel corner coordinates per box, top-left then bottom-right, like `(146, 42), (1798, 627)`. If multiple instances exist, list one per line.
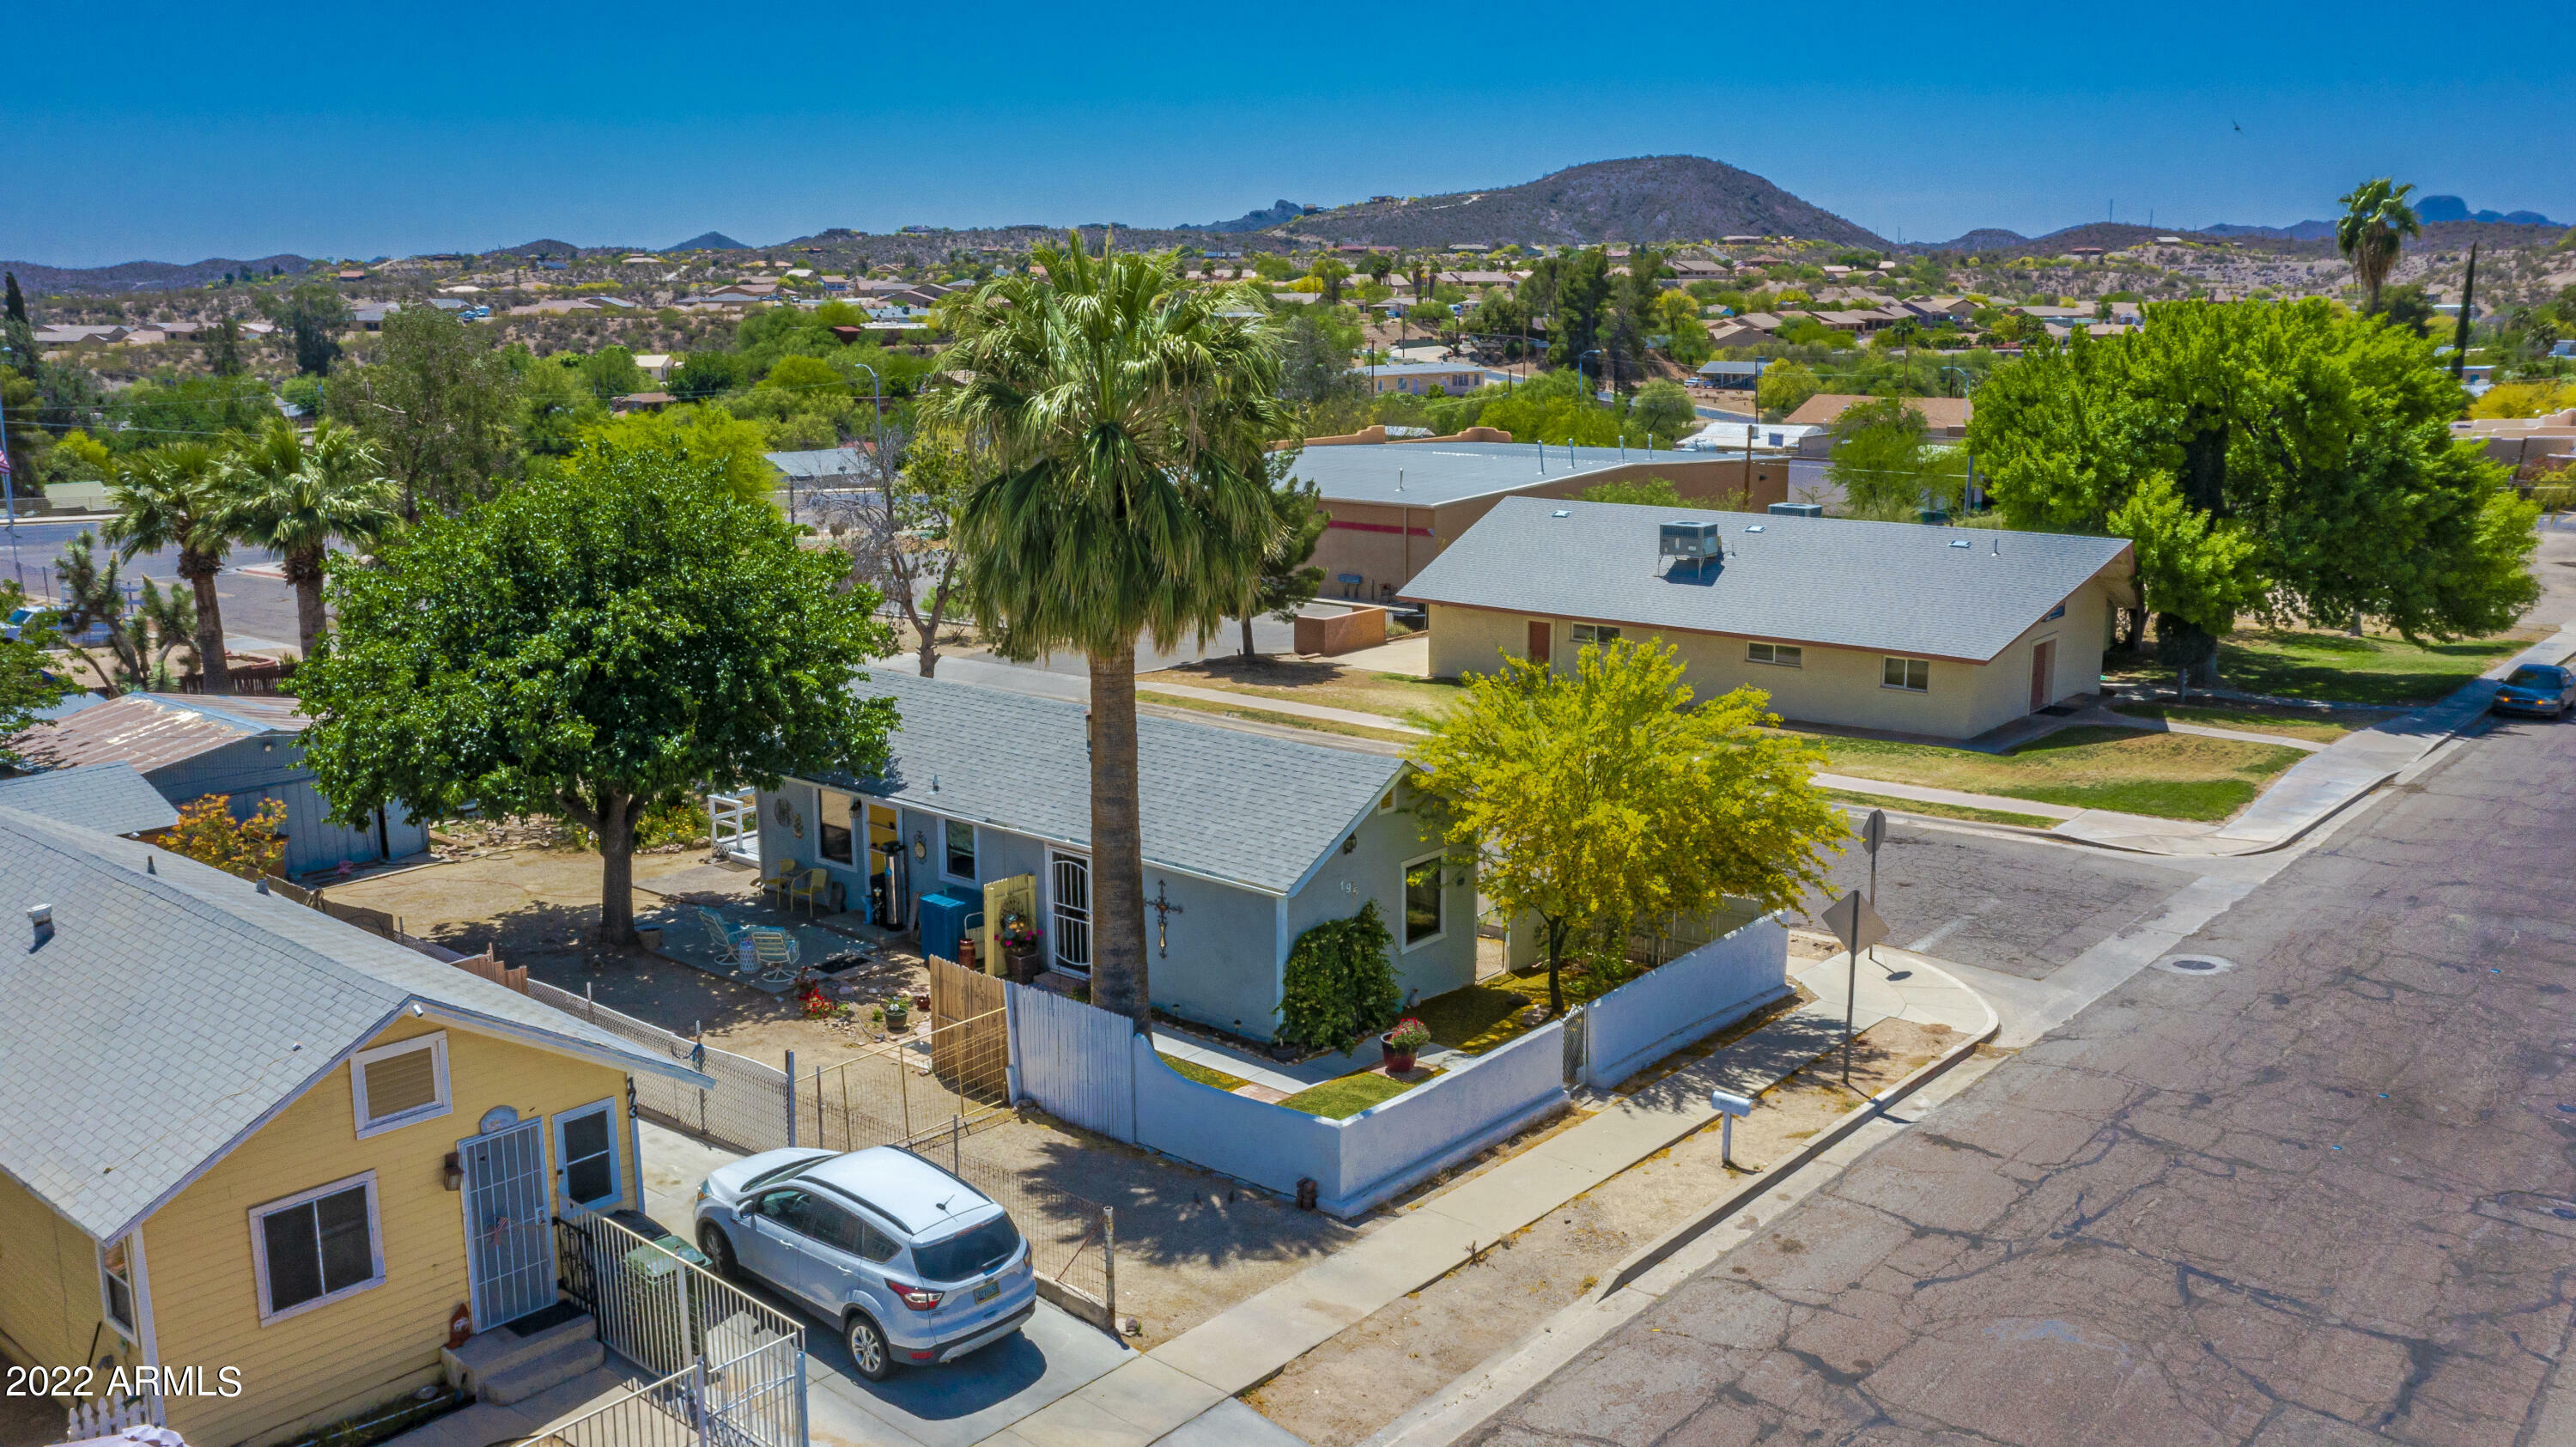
(1660, 520), (1724, 561)
(1767, 502), (1825, 518)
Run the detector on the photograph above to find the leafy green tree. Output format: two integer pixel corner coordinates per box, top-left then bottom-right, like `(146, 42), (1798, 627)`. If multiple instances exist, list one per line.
(1756, 360), (1820, 417)
(580, 404), (776, 502)
(205, 315), (248, 376)
(1546, 249), (1614, 372)
(581, 345), (648, 400)
(2336, 178), (2421, 315)
(1829, 397), (1962, 518)
(294, 444), (897, 945)
(756, 354), (848, 402)
(0, 366), (55, 489)
(515, 352), (604, 456)
(1307, 256), (1352, 305)
(112, 374), (275, 449)
(1967, 300), (2537, 683)
(1629, 380), (1695, 447)
(1582, 477), (1682, 507)
(0, 581), (74, 762)
(46, 532), (151, 695)
(332, 306), (521, 520)
(260, 281), (351, 374)
(929, 240), (1287, 1031)
(216, 419), (399, 659)
(103, 445), (235, 691)
(667, 350), (748, 400)
(1407, 640), (1844, 1017)
(1241, 465), (1326, 659)
(0, 273), (35, 380)
(1278, 308), (1361, 410)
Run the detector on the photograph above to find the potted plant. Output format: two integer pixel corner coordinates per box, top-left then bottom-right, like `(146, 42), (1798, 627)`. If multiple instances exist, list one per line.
(884, 998), (910, 1033)
(1381, 1017), (1431, 1073)
(998, 914), (1042, 982)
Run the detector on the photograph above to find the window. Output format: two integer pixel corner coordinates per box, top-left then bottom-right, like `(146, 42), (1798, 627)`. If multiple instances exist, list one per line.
(1882, 656), (1930, 692)
(1747, 642), (1802, 668)
(555, 1100), (621, 1209)
(249, 1173), (382, 1322)
(349, 1034), (449, 1138)
(1403, 855), (1445, 949)
(100, 1235), (137, 1340)
(943, 819), (977, 882)
(818, 790), (854, 866)
(1571, 623), (1620, 646)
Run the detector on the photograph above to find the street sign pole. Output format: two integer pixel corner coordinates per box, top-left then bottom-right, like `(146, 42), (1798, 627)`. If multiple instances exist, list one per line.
(1820, 887), (1887, 1089)
(1865, 809), (1886, 970)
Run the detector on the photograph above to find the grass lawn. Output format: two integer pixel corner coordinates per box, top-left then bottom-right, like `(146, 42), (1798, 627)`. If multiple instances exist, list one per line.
(1278, 1067), (1442, 1119)
(2110, 702), (2386, 745)
(2104, 628), (2524, 707)
(1818, 787), (2062, 830)
(1157, 656), (1466, 723)
(1814, 726), (2306, 822)
(1137, 690), (1425, 745)
(1157, 1053), (1249, 1091)
(1410, 964), (1638, 1055)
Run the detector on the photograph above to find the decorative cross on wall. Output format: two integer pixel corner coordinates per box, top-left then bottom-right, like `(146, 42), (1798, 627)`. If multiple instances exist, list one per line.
(1148, 879), (1186, 958)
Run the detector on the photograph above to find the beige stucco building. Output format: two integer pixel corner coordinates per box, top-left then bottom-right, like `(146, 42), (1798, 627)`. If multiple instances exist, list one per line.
(1401, 499), (2135, 741)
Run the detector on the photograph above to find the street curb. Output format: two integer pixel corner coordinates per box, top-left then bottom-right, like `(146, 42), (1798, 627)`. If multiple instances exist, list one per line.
(1592, 960), (2002, 1300)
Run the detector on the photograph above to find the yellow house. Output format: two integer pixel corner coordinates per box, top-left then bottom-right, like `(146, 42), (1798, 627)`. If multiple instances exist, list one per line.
(0, 801), (713, 1447)
(1400, 499), (2136, 741)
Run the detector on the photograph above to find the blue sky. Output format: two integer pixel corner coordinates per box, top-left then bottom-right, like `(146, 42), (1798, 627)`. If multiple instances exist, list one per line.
(10, 0), (2567, 267)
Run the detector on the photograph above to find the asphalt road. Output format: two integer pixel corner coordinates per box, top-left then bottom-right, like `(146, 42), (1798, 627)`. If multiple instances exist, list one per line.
(6, 514), (313, 653)
(1476, 714), (2576, 1445)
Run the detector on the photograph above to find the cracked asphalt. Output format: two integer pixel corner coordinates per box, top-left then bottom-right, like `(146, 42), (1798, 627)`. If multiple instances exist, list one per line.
(1473, 712), (2576, 1446)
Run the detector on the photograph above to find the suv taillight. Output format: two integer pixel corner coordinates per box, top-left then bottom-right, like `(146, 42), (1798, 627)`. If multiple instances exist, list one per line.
(895, 1284), (945, 1311)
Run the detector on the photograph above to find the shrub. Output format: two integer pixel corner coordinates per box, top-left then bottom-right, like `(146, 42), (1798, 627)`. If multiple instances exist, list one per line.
(1384, 1016), (1431, 1050)
(1277, 901), (1400, 1053)
(163, 793), (289, 879)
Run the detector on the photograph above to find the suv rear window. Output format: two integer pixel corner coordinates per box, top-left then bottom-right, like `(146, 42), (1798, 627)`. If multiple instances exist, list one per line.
(909, 1215), (1021, 1282)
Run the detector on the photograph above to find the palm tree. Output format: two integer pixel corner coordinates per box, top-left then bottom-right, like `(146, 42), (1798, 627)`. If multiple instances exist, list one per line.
(105, 443), (235, 693)
(2336, 178), (2422, 316)
(929, 236), (1288, 1032)
(217, 419), (398, 660)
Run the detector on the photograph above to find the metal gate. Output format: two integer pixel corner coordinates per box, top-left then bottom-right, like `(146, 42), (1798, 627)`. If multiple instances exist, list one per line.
(1050, 853), (1091, 976)
(461, 1117), (555, 1329)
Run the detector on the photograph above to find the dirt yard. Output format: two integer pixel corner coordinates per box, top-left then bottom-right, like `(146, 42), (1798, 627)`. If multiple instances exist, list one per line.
(1243, 1018), (1963, 1445)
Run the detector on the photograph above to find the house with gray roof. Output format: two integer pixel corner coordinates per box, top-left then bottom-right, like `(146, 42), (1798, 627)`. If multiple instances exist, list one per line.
(1401, 499), (2136, 740)
(0, 804), (710, 1444)
(754, 671), (1474, 1041)
(0, 761), (179, 836)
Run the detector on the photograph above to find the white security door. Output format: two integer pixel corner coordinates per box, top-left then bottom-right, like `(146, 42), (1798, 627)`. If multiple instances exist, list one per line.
(1050, 853), (1091, 976)
(459, 1118), (553, 1329)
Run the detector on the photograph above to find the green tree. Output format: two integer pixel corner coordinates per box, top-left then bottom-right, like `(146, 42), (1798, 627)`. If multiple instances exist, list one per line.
(1241, 465), (1326, 659)
(103, 444), (235, 691)
(1407, 640), (1844, 1017)
(2372, 284), (2437, 337)
(843, 423), (980, 678)
(581, 345), (648, 399)
(0, 581), (75, 762)
(331, 306), (521, 520)
(1275, 902), (1400, 1053)
(1967, 301), (2537, 682)
(929, 240), (1287, 1031)
(580, 404), (775, 502)
(294, 444), (897, 945)
(205, 315), (248, 376)
(1828, 397), (1962, 518)
(1308, 256), (1352, 306)
(260, 281), (351, 374)
(2336, 178), (2422, 316)
(1756, 360), (1820, 417)
(1278, 307), (1362, 411)
(516, 352), (604, 456)
(0, 272), (36, 380)
(46, 532), (160, 695)
(1547, 249), (1614, 372)
(1629, 380), (1695, 447)
(1582, 477), (1681, 507)
(216, 419), (399, 659)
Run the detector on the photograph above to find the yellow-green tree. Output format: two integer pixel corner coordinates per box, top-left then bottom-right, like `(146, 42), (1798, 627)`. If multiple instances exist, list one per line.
(579, 404), (775, 502)
(163, 794), (289, 879)
(1407, 641), (1846, 1016)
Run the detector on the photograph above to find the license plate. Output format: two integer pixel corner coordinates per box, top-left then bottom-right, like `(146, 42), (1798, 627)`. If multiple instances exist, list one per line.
(974, 1279), (1001, 1304)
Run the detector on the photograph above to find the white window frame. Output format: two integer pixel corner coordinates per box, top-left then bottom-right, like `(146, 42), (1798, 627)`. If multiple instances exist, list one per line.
(941, 818), (978, 884)
(1400, 851), (1449, 952)
(552, 1097), (623, 1212)
(1881, 656), (1930, 693)
(349, 1032), (451, 1139)
(1570, 623), (1621, 646)
(1747, 642), (1802, 668)
(246, 1170), (385, 1326)
(97, 1233), (137, 1342)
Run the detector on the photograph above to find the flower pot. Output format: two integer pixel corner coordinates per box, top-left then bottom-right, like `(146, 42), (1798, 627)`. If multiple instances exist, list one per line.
(1005, 943), (1040, 982)
(1379, 1037), (1417, 1073)
(912, 991), (931, 1012)
(884, 1006), (910, 1033)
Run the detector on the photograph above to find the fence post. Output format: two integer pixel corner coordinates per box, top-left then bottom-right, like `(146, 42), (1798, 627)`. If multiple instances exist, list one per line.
(586, 981), (595, 1021)
(696, 1023), (708, 1136)
(1005, 983), (1024, 1105)
(951, 1114), (961, 1175)
(785, 1049), (798, 1148)
(690, 1356), (714, 1447)
(815, 1065), (825, 1151)
(1103, 1206), (1117, 1331)
(1563, 1005), (1589, 1089)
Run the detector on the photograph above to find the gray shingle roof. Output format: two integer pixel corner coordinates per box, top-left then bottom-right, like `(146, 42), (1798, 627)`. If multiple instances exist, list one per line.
(767, 447), (866, 482)
(0, 806), (710, 1242)
(1286, 441), (1708, 508)
(814, 672), (1402, 896)
(0, 763), (179, 836)
(1400, 498), (2132, 664)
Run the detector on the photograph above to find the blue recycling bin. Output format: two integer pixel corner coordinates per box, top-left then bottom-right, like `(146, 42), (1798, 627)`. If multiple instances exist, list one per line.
(919, 892), (971, 965)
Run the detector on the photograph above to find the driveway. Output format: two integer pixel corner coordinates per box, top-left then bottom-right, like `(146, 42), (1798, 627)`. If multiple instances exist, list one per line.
(638, 1123), (1136, 1447)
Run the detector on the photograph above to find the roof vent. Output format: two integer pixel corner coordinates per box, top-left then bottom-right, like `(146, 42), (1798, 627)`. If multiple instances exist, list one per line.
(1744, 524), (1765, 533)
(1551, 509), (1570, 519)
(1950, 538), (1971, 549)
(27, 904), (52, 947)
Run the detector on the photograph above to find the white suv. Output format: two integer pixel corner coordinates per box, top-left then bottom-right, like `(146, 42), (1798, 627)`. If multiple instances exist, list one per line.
(694, 1146), (1037, 1379)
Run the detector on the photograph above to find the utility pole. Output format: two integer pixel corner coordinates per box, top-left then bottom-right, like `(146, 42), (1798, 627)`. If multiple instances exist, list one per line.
(2451, 242), (2479, 381)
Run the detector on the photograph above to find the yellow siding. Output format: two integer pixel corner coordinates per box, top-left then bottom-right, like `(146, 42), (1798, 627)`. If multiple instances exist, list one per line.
(140, 1015), (635, 1447)
(0, 1172), (143, 1383)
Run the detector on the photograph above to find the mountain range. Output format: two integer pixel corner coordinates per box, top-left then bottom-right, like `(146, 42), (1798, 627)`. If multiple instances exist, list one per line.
(1176, 201), (1315, 234)
(1270, 156), (1889, 250)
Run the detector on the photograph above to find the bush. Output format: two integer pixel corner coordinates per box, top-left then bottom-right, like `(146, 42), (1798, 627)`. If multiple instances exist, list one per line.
(1277, 901), (1400, 1053)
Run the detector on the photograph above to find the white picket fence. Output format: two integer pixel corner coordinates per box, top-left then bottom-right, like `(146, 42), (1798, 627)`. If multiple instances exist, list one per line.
(66, 1390), (159, 1439)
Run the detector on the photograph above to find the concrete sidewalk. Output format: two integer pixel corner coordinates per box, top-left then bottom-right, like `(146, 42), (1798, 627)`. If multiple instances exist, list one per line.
(976, 955), (1996, 1446)
(1133, 678), (1424, 733)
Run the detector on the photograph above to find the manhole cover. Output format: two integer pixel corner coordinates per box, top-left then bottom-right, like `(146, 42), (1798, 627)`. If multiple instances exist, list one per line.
(2152, 954), (2238, 976)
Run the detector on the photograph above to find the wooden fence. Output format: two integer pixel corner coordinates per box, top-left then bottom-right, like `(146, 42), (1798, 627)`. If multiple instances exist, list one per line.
(928, 957), (1010, 1101)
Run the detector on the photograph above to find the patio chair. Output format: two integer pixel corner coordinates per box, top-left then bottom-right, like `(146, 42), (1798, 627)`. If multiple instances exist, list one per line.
(756, 859), (800, 909)
(694, 906), (749, 970)
(745, 926), (802, 985)
(785, 867), (830, 917)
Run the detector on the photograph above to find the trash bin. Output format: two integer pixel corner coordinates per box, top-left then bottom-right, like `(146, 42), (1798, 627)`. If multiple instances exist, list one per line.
(920, 892), (970, 964)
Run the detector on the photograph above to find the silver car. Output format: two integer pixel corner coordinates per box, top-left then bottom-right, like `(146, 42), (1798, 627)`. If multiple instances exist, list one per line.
(694, 1146), (1037, 1380)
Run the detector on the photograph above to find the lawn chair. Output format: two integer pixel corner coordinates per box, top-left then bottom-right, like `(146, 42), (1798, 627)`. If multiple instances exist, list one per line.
(785, 867), (830, 917)
(694, 906), (750, 970)
(756, 858), (800, 909)
(744, 926), (802, 985)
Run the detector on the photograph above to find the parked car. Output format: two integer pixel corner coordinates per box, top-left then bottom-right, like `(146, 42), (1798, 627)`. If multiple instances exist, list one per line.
(3, 605), (113, 648)
(694, 1146), (1036, 1380)
(2492, 664), (2576, 718)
